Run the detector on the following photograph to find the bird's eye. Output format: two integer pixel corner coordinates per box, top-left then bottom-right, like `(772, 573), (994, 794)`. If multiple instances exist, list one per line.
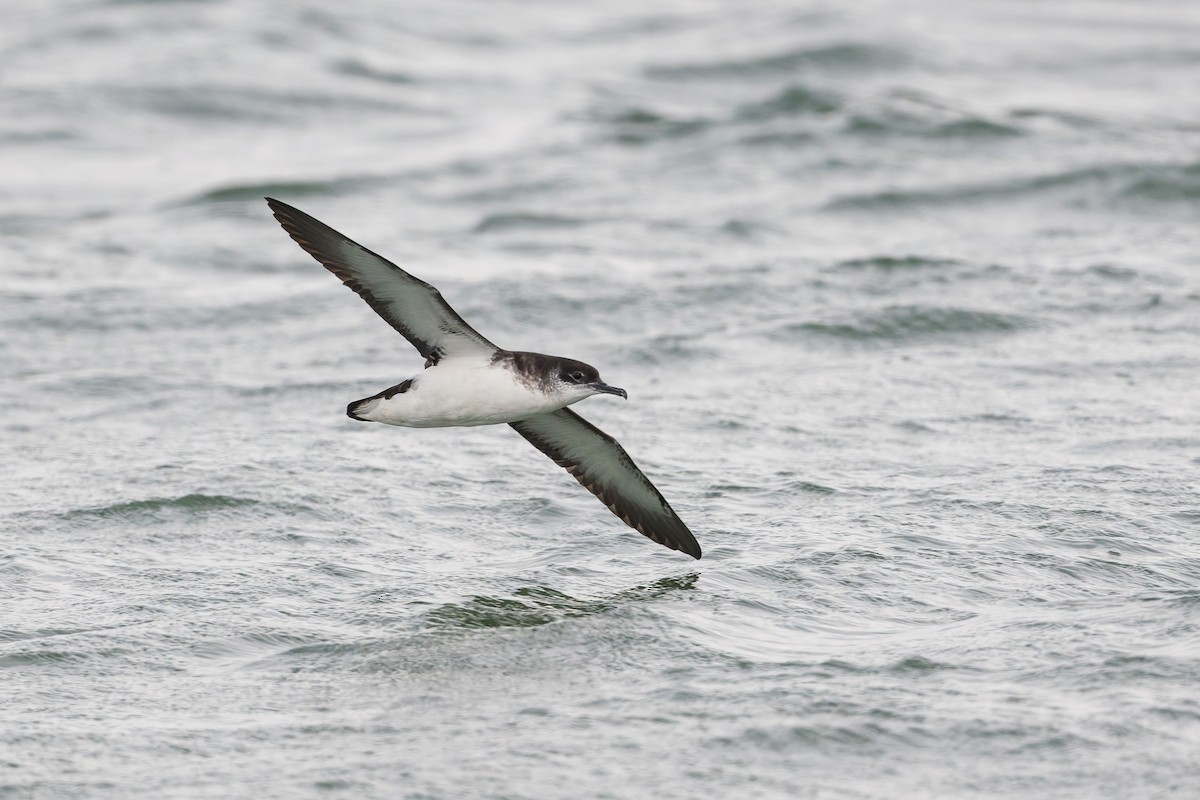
(568, 371), (585, 383)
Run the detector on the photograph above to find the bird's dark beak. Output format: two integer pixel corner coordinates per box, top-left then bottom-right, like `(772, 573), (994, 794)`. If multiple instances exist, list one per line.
(592, 382), (628, 399)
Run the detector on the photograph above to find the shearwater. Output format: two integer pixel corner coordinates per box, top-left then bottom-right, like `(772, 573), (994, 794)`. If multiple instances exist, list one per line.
(266, 199), (701, 559)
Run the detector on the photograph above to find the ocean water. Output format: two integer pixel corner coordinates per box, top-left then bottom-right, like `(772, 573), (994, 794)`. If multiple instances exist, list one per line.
(3, 0), (1200, 797)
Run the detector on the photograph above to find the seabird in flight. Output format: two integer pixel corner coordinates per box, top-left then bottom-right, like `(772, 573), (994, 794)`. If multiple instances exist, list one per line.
(266, 198), (701, 559)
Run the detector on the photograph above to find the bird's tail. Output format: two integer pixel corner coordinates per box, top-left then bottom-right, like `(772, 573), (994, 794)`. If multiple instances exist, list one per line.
(346, 396), (378, 421)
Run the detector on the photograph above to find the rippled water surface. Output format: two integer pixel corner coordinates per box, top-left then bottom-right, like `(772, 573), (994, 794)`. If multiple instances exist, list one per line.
(3, 1), (1200, 798)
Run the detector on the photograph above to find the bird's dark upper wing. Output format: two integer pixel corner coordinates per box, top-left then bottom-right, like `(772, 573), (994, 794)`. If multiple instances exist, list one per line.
(510, 408), (701, 559)
(267, 198), (497, 364)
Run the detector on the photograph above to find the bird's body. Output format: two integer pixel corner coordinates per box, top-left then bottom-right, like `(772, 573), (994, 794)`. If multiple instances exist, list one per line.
(348, 352), (593, 428)
(266, 198), (701, 559)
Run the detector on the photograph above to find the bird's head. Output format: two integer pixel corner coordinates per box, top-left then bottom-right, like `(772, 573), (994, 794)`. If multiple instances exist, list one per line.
(554, 358), (627, 404)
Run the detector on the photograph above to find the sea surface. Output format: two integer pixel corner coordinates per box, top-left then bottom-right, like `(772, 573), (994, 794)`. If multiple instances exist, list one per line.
(3, 1), (1200, 798)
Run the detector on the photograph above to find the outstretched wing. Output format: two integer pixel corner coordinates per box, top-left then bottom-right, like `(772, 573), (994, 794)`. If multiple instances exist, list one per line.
(510, 409), (701, 559)
(267, 198), (497, 364)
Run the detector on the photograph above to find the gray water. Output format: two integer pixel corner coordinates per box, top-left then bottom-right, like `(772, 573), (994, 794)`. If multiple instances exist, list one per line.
(3, 1), (1200, 797)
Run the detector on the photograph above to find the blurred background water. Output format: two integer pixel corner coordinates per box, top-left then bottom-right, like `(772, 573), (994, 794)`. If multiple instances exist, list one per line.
(3, 0), (1200, 797)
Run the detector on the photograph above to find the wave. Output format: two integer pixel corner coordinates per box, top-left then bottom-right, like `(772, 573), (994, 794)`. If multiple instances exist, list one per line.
(329, 58), (416, 85)
(845, 113), (1022, 139)
(832, 255), (964, 272)
(626, 333), (718, 366)
(1120, 162), (1200, 202)
(174, 176), (381, 206)
(736, 85), (841, 121)
(0, 650), (96, 668)
(645, 42), (908, 81)
(595, 107), (711, 145)
(107, 84), (419, 123)
(776, 305), (1035, 343)
(472, 212), (591, 233)
(60, 493), (303, 522)
(826, 161), (1200, 210)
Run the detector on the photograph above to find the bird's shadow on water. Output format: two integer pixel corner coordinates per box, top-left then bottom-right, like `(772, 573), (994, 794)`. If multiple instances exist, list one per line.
(422, 572), (700, 631)
(234, 573), (700, 674)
